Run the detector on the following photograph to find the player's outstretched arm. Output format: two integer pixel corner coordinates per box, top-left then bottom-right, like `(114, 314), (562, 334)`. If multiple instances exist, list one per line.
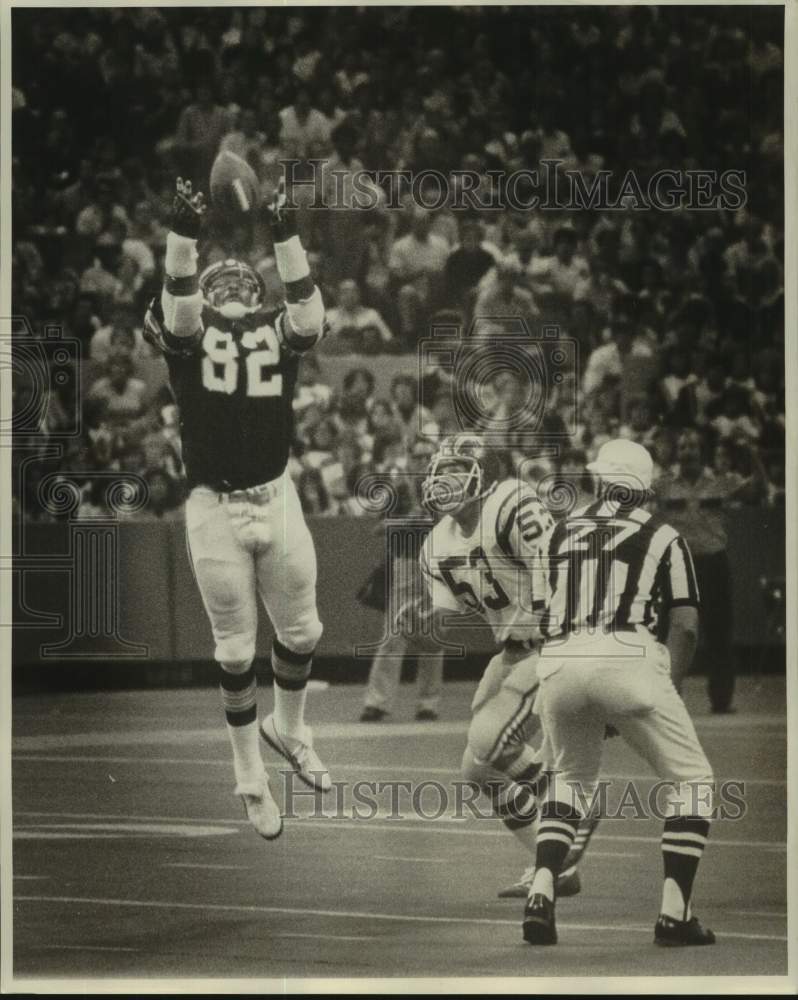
(161, 177), (206, 339)
(264, 178), (325, 354)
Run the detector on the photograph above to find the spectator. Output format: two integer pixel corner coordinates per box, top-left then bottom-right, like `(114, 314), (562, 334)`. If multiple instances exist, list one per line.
(389, 374), (438, 446)
(297, 467), (334, 516)
(388, 207), (449, 301)
(89, 308), (152, 368)
(174, 81), (232, 185)
(473, 257), (539, 329)
(655, 428), (764, 714)
(87, 355), (150, 430)
(324, 279), (394, 354)
(279, 87), (333, 162)
(443, 217), (500, 307)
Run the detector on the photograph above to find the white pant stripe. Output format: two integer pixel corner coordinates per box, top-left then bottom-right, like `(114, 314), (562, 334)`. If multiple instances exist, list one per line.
(662, 844), (704, 859)
(537, 831), (575, 847)
(662, 832), (707, 846)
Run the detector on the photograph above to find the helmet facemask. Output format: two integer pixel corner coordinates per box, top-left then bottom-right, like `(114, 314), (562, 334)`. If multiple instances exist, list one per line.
(200, 261), (264, 319)
(422, 453), (483, 514)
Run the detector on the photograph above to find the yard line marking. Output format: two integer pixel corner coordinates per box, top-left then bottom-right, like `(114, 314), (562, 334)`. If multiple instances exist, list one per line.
(162, 863), (245, 871)
(373, 856), (445, 863)
(13, 810), (787, 850)
(13, 875), (48, 880)
(11, 713), (786, 752)
(11, 755), (788, 788)
(274, 933), (375, 942)
(730, 910), (787, 919)
(37, 944), (139, 953)
(14, 895), (788, 943)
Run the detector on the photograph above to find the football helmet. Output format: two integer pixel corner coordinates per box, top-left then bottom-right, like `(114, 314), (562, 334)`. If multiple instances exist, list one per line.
(422, 433), (501, 513)
(200, 259), (266, 319)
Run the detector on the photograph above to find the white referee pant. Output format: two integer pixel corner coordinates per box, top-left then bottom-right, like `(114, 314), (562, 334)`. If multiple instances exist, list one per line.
(185, 472), (323, 666)
(536, 628), (713, 818)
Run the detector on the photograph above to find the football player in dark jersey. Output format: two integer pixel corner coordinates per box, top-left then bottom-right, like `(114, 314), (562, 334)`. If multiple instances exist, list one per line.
(144, 177), (330, 840)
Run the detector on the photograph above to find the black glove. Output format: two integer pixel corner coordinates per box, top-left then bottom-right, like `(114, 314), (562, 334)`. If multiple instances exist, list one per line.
(604, 724), (619, 739)
(170, 177), (206, 239)
(263, 176), (298, 243)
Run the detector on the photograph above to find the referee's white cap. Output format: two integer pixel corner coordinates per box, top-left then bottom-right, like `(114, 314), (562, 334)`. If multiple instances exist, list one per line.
(586, 438), (654, 491)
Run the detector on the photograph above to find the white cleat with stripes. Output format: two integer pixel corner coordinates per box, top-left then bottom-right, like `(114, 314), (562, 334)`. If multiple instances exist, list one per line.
(235, 771), (283, 840)
(260, 714), (332, 793)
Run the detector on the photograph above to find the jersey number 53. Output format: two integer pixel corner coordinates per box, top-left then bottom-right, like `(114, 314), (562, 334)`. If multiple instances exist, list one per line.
(201, 325), (283, 397)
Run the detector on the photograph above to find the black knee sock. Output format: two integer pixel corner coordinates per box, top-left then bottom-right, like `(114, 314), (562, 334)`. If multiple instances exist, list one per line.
(661, 816), (710, 920)
(530, 799), (582, 900)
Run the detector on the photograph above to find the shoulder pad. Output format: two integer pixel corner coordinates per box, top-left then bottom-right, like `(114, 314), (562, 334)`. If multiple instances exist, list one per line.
(495, 482), (554, 556)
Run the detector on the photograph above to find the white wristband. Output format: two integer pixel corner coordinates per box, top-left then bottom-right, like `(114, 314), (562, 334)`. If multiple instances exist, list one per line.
(274, 235), (310, 283)
(165, 232), (198, 278)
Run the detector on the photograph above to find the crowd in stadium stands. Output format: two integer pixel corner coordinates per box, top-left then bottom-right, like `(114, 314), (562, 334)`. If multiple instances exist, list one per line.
(12, 7), (785, 520)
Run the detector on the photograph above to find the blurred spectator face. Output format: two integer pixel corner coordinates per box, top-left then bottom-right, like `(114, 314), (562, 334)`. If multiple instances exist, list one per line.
(408, 439), (436, 476)
(628, 397), (653, 431)
(391, 377), (415, 411)
(240, 109), (257, 136)
(370, 399), (394, 431)
(145, 470), (172, 510)
(677, 430), (703, 472)
(295, 89), (312, 119)
(722, 389), (746, 419)
(338, 280), (360, 310)
(706, 364), (726, 392)
(343, 369), (373, 403)
(459, 220), (481, 251)
(669, 351), (689, 377)
(109, 326), (135, 361)
(196, 82), (213, 107)
(298, 354), (321, 386)
(411, 210), (432, 240)
(108, 356), (132, 392)
(312, 420), (336, 451)
(714, 442), (733, 475)
(555, 230), (577, 263)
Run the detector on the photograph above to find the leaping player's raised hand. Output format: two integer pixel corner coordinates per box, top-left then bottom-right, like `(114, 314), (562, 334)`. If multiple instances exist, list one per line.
(262, 176), (298, 243)
(171, 177), (206, 239)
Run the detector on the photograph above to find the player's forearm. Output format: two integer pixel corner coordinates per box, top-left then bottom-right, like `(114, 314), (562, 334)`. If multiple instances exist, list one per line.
(161, 232), (203, 338)
(665, 606), (699, 693)
(275, 233), (325, 352)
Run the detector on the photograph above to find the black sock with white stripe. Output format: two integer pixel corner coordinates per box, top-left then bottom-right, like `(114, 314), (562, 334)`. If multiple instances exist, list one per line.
(272, 639), (313, 740)
(529, 800), (582, 901)
(660, 816), (710, 921)
(562, 814), (600, 872)
(219, 662), (262, 789)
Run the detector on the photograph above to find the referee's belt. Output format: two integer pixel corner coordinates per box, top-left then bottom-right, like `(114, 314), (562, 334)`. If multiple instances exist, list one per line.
(214, 478), (283, 506)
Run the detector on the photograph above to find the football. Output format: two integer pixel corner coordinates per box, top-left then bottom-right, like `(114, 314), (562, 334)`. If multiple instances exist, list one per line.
(209, 150), (260, 214)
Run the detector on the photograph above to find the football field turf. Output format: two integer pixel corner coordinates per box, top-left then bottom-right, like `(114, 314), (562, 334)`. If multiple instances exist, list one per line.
(10, 675), (788, 984)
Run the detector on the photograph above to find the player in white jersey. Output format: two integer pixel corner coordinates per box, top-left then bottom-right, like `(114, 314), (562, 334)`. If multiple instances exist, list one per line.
(413, 434), (596, 896)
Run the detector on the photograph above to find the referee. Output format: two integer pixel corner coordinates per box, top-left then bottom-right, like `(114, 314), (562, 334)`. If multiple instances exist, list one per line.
(522, 439), (715, 948)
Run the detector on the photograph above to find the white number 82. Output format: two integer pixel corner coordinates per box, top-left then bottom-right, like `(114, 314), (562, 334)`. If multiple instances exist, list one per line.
(201, 325), (283, 397)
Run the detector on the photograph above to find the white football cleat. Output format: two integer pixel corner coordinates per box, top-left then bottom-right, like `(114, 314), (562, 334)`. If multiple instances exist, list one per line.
(235, 771), (283, 840)
(260, 714), (331, 793)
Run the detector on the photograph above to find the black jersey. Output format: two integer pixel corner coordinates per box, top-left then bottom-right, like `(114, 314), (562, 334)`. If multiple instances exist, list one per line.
(145, 299), (300, 490)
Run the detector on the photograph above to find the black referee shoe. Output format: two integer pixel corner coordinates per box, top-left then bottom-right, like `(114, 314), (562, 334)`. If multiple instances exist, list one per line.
(654, 914), (716, 947)
(522, 893), (557, 945)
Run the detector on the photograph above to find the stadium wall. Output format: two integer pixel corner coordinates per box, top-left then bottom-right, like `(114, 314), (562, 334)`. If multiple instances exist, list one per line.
(12, 509), (786, 681)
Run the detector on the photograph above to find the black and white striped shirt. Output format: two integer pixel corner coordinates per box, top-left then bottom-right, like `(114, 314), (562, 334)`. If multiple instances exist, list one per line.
(539, 498), (699, 640)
